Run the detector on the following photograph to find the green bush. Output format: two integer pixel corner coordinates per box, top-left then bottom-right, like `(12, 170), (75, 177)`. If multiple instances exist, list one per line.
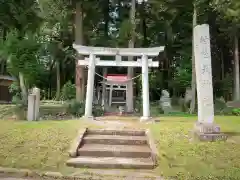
(14, 100), (27, 120)
(60, 81), (76, 101)
(66, 100), (85, 117)
(221, 107), (234, 115)
(9, 82), (21, 103)
(214, 98), (227, 114)
(171, 96), (180, 106)
(232, 108), (240, 116)
(92, 104), (104, 117)
(66, 100), (105, 117)
(135, 96), (142, 113)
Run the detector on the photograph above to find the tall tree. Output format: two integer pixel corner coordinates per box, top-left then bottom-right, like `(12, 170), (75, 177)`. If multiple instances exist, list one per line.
(212, 0), (240, 100)
(190, 1), (197, 113)
(126, 0), (136, 112)
(0, 0), (42, 103)
(75, 1), (85, 102)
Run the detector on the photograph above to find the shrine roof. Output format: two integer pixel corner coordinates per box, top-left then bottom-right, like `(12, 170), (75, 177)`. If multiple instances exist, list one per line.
(0, 75), (15, 81)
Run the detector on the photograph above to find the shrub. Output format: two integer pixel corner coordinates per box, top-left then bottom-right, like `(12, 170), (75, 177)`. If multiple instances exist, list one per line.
(214, 98), (227, 114)
(14, 100), (27, 120)
(171, 96), (180, 106)
(92, 104), (104, 117)
(60, 81), (76, 101)
(9, 82), (21, 103)
(66, 100), (85, 117)
(221, 107), (234, 115)
(8, 82), (27, 120)
(135, 96), (142, 113)
(232, 108), (240, 116)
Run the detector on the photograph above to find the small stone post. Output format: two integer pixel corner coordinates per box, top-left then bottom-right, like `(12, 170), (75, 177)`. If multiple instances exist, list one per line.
(27, 94), (36, 121)
(32, 87), (40, 120)
(193, 24), (227, 141)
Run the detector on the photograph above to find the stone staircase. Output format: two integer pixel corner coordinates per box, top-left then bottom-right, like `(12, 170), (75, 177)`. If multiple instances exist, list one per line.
(67, 129), (157, 169)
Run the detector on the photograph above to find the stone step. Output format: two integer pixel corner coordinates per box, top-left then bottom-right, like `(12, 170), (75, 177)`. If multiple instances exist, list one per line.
(78, 144), (152, 158)
(66, 157), (154, 169)
(86, 129), (146, 136)
(83, 134), (147, 145)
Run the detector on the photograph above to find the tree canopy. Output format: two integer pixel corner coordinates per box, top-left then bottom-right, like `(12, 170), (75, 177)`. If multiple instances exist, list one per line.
(0, 0), (239, 103)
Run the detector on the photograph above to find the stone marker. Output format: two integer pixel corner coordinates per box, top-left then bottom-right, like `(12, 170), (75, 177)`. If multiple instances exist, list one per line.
(27, 87), (40, 121)
(159, 90), (172, 114)
(193, 24), (227, 141)
(32, 87), (40, 120)
(27, 94), (36, 121)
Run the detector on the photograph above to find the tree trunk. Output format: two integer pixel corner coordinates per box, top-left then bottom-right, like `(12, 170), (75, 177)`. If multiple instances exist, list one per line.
(234, 33), (239, 100)
(75, 1), (84, 102)
(221, 48), (224, 80)
(0, 61), (5, 74)
(189, 3), (197, 114)
(141, 2), (147, 47)
(55, 61), (61, 100)
(104, 0), (109, 42)
(126, 0), (135, 112)
(19, 72), (28, 105)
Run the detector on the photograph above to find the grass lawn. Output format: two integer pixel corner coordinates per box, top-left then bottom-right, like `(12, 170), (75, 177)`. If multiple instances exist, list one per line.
(149, 116), (240, 179)
(0, 116), (239, 179)
(0, 119), (99, 174)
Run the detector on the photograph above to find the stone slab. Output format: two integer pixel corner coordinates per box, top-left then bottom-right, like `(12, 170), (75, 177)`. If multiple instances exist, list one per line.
(78, 144), (151, 158)
(86, 129), (146, 136)
(68, 128), (87, 157)
(145, 129), (159, 166)
(83, 134), (147, 145)
(66, 157), (154, 169)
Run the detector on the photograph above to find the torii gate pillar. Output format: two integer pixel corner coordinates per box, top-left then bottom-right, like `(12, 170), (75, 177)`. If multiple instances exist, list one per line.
(84, 54), (96, 119)
(140, 55), (150, 121)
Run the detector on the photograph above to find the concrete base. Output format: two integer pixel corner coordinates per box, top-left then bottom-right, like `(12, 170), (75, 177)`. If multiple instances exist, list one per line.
(192, 122), (228, 142)
(140, 116), (152, 122)
(82, 116), (95, 121)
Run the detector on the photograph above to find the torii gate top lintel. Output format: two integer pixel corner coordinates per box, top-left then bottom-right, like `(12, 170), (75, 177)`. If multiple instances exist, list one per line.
(73, 44), (165, 56)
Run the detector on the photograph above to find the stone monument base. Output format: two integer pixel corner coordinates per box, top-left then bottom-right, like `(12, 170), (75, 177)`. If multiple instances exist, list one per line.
(192, 122), (228, 142)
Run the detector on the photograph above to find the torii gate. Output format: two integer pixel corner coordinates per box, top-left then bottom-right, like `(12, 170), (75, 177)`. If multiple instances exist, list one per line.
(74, 44), (165, 121)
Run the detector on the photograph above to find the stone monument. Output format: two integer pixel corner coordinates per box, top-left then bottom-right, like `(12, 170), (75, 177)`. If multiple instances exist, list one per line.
(193, 24), (227, 141)
(160, 90), (172, 114)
